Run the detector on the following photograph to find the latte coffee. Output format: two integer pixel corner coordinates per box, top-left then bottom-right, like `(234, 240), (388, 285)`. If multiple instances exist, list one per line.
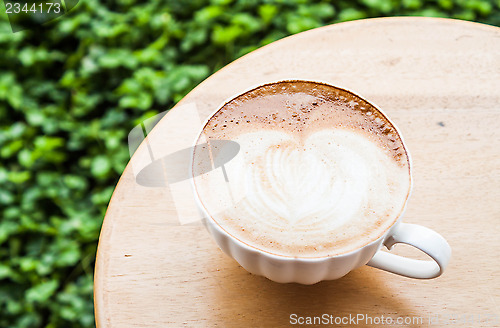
(192, 81), (411, 258)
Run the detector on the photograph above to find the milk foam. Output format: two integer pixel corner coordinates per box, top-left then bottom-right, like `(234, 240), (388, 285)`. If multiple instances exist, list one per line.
(192, 81), (411, 257)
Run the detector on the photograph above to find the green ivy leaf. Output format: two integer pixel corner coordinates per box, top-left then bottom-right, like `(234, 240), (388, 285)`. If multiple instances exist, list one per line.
(8, 171), (31, 184)
(26, 280), (59, 303)
(212, 24), (244, 44)
(91, 156), (112, 178)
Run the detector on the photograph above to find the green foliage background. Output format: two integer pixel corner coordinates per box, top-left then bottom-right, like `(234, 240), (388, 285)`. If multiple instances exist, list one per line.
(0, 0), (499, 327)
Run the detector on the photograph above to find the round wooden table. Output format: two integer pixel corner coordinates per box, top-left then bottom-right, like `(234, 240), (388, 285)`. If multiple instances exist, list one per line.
(95, 18), (500, 327)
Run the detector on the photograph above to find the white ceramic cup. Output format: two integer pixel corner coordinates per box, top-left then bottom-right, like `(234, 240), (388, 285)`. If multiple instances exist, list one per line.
(191, 81), (451, 285)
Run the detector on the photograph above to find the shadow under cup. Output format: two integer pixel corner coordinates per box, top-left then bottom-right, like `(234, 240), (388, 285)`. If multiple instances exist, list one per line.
(190, 80), (450, 284)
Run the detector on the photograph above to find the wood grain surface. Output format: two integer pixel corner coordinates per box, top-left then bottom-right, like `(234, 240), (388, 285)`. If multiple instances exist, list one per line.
(94, 17), (500, 327)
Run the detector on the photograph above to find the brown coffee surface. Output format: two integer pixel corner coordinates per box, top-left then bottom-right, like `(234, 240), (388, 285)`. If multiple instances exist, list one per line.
(193, 81), (411, 258)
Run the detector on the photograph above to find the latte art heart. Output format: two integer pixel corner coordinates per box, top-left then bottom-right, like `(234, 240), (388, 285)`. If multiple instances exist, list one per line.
(232, 130), (376, 229)
(192, 81), (411, 257)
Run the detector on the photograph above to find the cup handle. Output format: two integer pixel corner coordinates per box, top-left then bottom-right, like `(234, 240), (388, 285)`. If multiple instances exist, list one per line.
(367, 222), (451, 279)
